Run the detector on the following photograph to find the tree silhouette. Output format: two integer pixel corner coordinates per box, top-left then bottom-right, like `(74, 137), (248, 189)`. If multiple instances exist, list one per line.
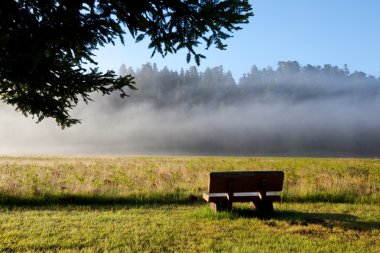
(0, 0), (252, 127)
(118, 61), (380, 108)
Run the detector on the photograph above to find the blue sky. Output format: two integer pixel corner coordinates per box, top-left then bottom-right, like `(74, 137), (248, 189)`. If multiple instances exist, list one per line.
(94, 0), (380, 80)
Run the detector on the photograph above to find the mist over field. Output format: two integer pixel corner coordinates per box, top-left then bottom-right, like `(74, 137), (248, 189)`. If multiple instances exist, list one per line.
(1, 61), (380, 157)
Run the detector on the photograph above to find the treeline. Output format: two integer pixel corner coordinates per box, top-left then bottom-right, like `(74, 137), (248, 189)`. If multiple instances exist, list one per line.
(113, 61), (380, 108)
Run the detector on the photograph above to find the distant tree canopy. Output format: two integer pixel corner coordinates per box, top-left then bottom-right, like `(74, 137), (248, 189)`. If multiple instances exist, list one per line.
(0, 0), (252, 127)
(111, 61), (380, 109)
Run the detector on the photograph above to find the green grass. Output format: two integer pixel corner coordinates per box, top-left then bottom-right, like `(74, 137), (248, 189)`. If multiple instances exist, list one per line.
(0, 156), (379, 252)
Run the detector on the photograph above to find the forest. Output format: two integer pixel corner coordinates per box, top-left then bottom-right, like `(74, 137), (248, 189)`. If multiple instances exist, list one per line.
(80, 61), (380, 157)
(114, 61), (380, 109)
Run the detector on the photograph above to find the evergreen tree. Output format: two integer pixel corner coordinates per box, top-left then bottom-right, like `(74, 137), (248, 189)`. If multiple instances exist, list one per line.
(0, 0), (252, 127)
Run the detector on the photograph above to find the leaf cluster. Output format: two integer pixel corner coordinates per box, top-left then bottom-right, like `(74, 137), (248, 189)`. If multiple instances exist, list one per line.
(0, 0), (252, 127)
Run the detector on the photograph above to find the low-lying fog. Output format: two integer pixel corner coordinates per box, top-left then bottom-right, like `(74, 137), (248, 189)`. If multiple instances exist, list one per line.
(1, 61), (380, 157)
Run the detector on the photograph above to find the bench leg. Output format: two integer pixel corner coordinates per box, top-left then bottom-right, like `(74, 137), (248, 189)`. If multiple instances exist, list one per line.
(251, 201), (274, 216)
(210, 202), (230, 213)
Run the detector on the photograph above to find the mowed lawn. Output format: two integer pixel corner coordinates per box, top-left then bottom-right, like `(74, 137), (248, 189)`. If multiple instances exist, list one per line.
(0, 156), (379, 252)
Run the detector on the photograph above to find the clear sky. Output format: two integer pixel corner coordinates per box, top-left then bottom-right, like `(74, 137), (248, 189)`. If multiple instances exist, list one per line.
(94, 0), (380, 80)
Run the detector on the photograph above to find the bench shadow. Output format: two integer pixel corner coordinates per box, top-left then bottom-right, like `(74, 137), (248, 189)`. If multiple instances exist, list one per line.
(0, 192), (202, 210)
(2, 194), (379, 232)
(230, 207), (380, 231)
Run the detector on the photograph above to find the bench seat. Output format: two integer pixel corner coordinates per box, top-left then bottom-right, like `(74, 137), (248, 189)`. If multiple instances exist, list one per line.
(202, 191), (281, 203)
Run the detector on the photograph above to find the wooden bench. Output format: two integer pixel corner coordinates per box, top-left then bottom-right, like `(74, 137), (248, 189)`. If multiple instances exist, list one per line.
(202, 171), (284, 214)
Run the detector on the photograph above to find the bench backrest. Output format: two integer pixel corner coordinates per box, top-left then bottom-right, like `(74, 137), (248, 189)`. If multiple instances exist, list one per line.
(208, 171), (284, 193)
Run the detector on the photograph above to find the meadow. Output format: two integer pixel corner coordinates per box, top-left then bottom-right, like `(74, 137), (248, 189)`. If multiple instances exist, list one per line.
(0, 156), (379, 252)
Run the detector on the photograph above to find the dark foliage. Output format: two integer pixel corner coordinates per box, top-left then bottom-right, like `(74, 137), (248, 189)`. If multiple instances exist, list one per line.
(0, 0), (252, 127)
(115, 61), (380, 109)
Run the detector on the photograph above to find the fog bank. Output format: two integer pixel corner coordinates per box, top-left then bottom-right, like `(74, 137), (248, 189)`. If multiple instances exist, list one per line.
(1, 61), (380, 157)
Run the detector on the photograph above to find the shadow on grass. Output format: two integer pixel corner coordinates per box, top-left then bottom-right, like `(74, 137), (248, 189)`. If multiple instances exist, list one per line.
(0, 192), (202, 210)
(1, 192), (379, 233)
(228, 207), (380, 231)
(1, 190), (377, 209)
(283, 192), (379, 205)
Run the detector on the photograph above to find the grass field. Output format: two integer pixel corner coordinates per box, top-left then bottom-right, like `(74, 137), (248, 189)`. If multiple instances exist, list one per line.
(0, 156), (379, 252)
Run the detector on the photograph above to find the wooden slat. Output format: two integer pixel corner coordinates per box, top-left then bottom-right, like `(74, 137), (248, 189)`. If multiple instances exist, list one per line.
(203, 192), (282, 203)
(208, 171), (284, 193)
